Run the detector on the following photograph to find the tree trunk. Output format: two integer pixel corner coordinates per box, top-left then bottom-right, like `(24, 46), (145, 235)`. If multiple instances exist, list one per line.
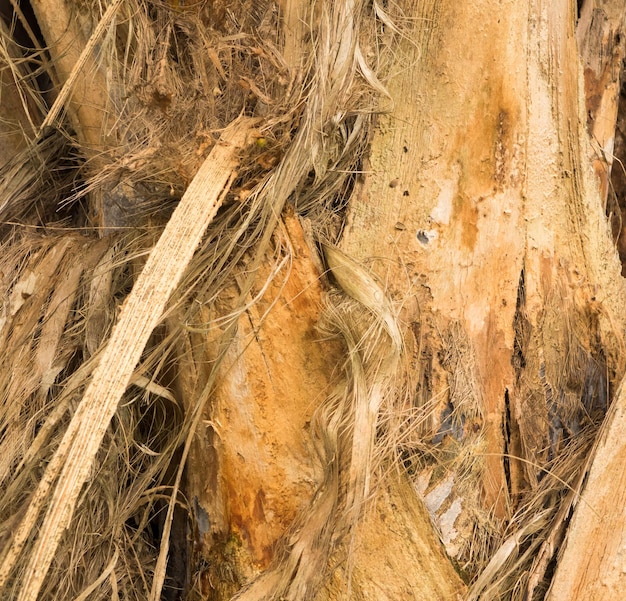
(1, 0), (626, 600)
(341, 0), (626, 580)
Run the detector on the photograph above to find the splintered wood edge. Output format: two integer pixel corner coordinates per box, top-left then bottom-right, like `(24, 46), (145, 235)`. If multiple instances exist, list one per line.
(3, 117), (256, 601)
(545, 377), (626, 601)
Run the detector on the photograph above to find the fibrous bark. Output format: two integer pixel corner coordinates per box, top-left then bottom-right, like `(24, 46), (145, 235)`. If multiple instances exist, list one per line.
(1, 0), (626, 599)
(341, 0), (626, 592)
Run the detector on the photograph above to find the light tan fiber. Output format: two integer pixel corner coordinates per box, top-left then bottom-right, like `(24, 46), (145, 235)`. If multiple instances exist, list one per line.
(0, 117), (254, 601)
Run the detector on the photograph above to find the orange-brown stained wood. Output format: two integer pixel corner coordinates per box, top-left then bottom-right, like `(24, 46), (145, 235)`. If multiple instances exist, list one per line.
(188, 212), (343, 573)
(340, 0), (626, 534)
(341, 0), (529, 518)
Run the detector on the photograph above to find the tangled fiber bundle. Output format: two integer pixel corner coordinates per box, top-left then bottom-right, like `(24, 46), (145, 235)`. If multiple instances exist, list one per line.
(0, 0), (405, 599)
(1, 0), (625, 600)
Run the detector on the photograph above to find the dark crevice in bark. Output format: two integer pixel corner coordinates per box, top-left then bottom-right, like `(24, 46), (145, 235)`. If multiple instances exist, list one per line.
(511, 268), (527, 378)
(502, 388), (512, 498)
(0, 0), (54, 108)
(610, 71), (626, 275)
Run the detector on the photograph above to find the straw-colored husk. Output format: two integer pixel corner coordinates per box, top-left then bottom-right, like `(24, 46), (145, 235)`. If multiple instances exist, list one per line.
(1, 0), (625, 599)
(0, 0), (403, 598)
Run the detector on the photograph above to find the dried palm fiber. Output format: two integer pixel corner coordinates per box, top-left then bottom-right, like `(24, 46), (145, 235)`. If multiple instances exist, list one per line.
(0, 228), (186, 601)
(0, 116), (256, 601)
(0, 13), (74, 226)
(344, 297), (499, 580)
(390, 271), (623, 590)
(0, 0), (398, 599)
(465, 431), (595, 601)
(1, 0), (621, 600)
(462, 279), (622, 599)
(0, 134), (67, 227)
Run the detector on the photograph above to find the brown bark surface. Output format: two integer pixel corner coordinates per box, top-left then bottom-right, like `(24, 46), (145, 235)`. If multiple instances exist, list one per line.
(187, 213), (341, 577)
(341, 0), (626, 565)
(577, 0), (626, 204)
(2, 0), (626, 599)
(183, 212), (466, 599)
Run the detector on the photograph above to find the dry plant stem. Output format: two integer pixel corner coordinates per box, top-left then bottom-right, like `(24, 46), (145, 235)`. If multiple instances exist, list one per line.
(546, 377), (626, 600)
(323, 244), (402, 512)
(38, 0), (124, 135)
(29, 0), (110, 150)
(0, 117), (255, 601)
(72, 546), (120, 601)
(281, 0), (309, 76)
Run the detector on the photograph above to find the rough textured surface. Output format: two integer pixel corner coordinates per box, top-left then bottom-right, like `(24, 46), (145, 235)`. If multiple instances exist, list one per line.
(185, 213), (343, 594)
(216, 215), (336, 565)
(0, 118), (253, 601)
(341, 0), (529, 517)
(4, 0), (626, 598)
(317, 475), (465, 601)
(340, 0), (626, 567)
(546, 379), (626, 600)
(577, 0), (626, 204)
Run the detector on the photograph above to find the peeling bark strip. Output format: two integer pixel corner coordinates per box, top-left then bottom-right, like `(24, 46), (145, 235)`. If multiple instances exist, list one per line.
(546, 376), (626, 600)
(37, 0), (124, 135)
(576, 0), (626, 205)
(28, 0), (111, 151)
(0, 117), (255, 601)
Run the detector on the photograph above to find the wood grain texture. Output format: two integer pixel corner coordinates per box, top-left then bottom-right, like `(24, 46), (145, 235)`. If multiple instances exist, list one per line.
(339, 0), (626, 562)
(0, 117), (255, 601)
(547, 379), (626, 601)
(577, 0), (626, 204)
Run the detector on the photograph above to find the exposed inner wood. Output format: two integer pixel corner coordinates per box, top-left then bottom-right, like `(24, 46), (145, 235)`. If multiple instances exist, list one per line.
(546, 379), (626, 599)
(1, 0), (626, 599)
(340, 0), (626, 566)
